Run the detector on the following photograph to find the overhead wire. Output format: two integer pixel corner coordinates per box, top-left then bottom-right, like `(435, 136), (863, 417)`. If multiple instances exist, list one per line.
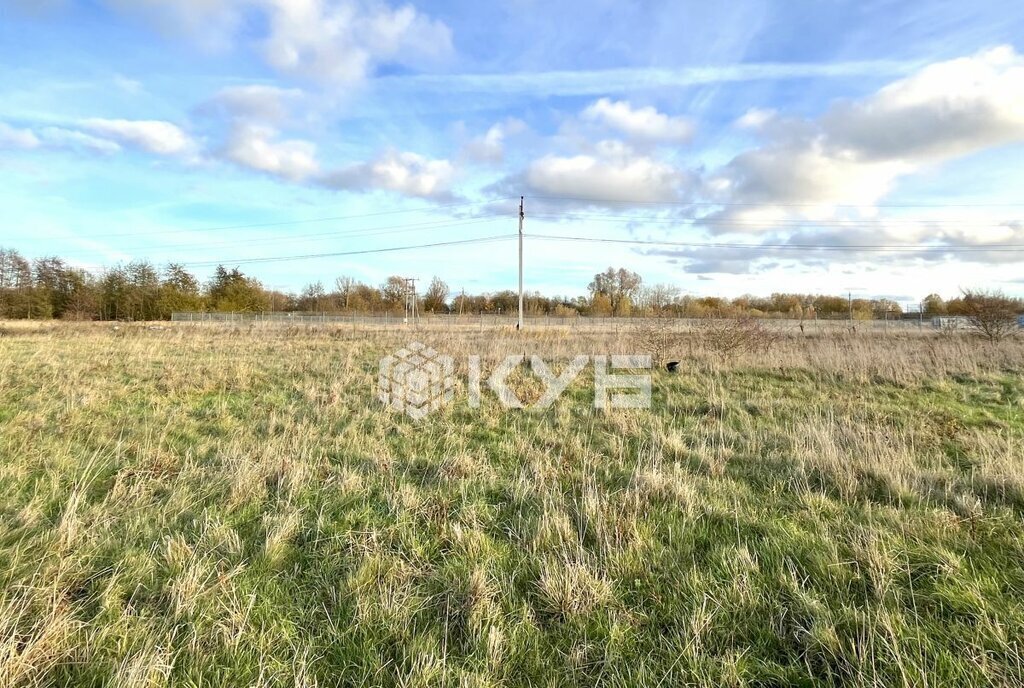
(528, 193), (1024, 209)
(75, 197), (516, 240)
(527, 233), (1024, 253)
(17, 195), (1024, 271)
(175, 234), (518, 268)
(54, 216), (507, 258)
(527, 212), (1022, 228)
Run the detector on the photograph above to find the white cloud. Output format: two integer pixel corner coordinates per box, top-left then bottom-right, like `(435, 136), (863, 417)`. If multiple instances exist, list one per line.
(379, 60), (921, 98)
(103, 0), (453, 85)
(39, 127), (122, 154)
(522, 141), (690, 204)
(822, 45), (1024, 162)
(489, 47), (1024, 277)
(259, 0), (453, 84)
(0, 122), (41, 149)
(582, 98), (694, 143)
(222, 124), (319, 181)
(0, 122), (122, 154)
(462, 118), (526, 164)
(102, 0), (243, 51)
(705, 46), (1024, 231)
(705, 141), (914, 225)
(200, 85), (304, 123)
(81, 118), (195, 156)
(321, 150), (455, 200)
(735, 107), (776, 130)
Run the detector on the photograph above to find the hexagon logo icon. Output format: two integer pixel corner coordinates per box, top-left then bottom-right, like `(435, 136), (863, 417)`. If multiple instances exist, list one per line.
(378, 341), (455, 419)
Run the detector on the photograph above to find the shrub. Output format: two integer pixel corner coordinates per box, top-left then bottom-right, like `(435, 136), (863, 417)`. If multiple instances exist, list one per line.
(962, 290), (1021, 343)
(630, 317), (684, 365)
(698, 315), (780, 359)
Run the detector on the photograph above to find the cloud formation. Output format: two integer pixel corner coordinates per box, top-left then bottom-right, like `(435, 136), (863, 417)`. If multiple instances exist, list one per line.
(320, 150), (455, 200)
(582, 98), (694, 143)
(222, 124), (320, 181)
(0, 122), (41, 149)
(702, 46), (1024, 232)
(461, 118), (526, 164)
(520, 142), (690, 204)
(198, 85), (304, 124)
(259, 0), (452, 84)
(214, 121), (456, 201)
(102, 0), (453, 85)
(487, 47), (1024, 275)
(0, 121), (122, 155)
(649, 215), (1024, 276)
(735, 108), (776, 130)
(822, 46), (1024, 162)
(39, 127), (122, 154)
(378, 60), (921, 98)
(81, 119), (195, 156)
(103, 0), (244, 51)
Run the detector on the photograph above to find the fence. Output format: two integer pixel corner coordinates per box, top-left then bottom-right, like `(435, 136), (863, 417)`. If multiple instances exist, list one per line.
(171, 311), (933, 333)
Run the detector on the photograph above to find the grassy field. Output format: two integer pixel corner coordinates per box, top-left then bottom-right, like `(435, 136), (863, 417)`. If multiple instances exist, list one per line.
(2, 321), (1024, 687)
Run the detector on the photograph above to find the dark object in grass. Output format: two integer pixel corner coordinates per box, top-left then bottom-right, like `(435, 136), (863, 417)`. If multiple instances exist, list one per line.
(666, 361), (680, 373)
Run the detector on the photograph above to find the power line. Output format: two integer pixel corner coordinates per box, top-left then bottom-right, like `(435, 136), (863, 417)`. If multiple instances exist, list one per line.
(529, 194), (1024, 209)
(176, 234), (518, 268)
(22, 196), (1024, 276)
(54, 216), (506, 258)
(528, 212), (1022, 227)
(61, 211), (1018, 260)
(76, 197), (515, 240)
(527, 233), (1024, 253)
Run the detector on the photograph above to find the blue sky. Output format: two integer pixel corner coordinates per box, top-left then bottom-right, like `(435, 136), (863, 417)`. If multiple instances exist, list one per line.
(2, 0), (1024, 302)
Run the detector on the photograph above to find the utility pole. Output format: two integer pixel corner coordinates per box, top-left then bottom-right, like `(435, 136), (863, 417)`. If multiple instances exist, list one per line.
(848, 292), (853, 322)
(404, 278), (418, 326)
(517, 196), (524, 331)
(411, 279), (418, 325)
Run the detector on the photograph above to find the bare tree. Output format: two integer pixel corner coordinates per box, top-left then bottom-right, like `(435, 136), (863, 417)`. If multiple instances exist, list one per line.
(335, 276), (355, 310)
(423, 276), (450, 313)
(962, 290), (1021, 343)
(299, 281), (327, 312)
(638, 283), (681, 315)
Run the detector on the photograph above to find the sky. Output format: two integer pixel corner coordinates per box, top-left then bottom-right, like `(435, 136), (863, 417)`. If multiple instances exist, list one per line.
(1, 0), (1024, 303)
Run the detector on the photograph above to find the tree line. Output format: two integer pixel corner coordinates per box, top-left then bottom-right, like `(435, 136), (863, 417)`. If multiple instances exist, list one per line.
(1, 248), (1019, 321)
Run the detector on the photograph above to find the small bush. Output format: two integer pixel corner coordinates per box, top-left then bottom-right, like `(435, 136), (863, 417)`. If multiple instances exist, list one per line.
(630, 317), (684, 365)
(698, 315), (780, 359)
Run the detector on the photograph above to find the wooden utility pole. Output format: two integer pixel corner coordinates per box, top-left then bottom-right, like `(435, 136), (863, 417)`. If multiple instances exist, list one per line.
(517, 196), (524, 331)
(404, 278), (418, 325)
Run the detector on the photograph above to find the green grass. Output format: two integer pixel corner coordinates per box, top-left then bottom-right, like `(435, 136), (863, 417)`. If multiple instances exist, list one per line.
(1, 323), (1023, 686)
